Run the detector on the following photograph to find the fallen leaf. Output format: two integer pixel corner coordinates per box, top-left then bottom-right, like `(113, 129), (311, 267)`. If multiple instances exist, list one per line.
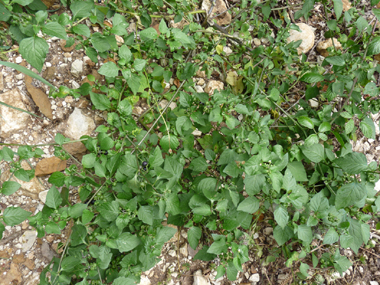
(25, 75), (53, 119)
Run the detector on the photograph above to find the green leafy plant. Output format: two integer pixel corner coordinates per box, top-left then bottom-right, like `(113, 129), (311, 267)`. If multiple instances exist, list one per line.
(1, 0), (380, 283)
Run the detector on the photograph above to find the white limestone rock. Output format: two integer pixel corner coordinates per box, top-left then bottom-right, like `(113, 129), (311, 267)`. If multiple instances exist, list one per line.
(0, 89), (31, 139)
(193, 270), (210, 285)
(64, 108), (96, 140)
(287, 23), (315, 55)
(71, 59), (84, 78)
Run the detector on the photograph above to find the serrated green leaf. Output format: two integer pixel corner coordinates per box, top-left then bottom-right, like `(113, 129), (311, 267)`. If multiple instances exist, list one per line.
(61, 256), (81, 272)
(359, 117), (376, 139)
(91, 32), (111, 53)
(82, 153), (96, 168)
(193, 246), (217, 261)
(134, 58), (146, 71)
(298, 116), (314, 129)
(119, 45), (132, 62)
(244, 174), (266, 195)
(69, 203), (87, 219)
(42, 22), (67, 39)
(326, 55), (345, 66)
(2, 181), (21, 196)
(160, 135), (179, 152)
(189, 157), (208, 172)
(273, 225), (293, 246)
(122, 71), (141, 95)
(332, 0), (343, 19)
(207, 239), (228, 255)
(71, 0), (94, 20)
(274, 206), (289, 229)
(90, 92), (111, 110)
(48, 171), (66, 187)
(298, 225), (312, 244)
(323, 228), (339, 244)
(302, 143), (324, 163)
(188, 226), (202, 250)
(72, 24), (91, 37)
(98, 61), (119, 78)
(156, 226), (177, 245)
(98, 201), (119, 221)
(319, 121), (331, 132)
(367, 37), (380, 56)
(139, 27), (158, 41)
(149, 146), (164, 168)
(335, 182), (366, 209)
(116, 232), (141, 252)
(364, 82), (379, 97)
(334, 152), (368, 174)
(345, 119), (354, 134)
(13, 0), (33, 5)
(138, 206), (154, 225)
(287, 161), (308, 182)
(237, 196), (259, 214)
(159, 18), (168, 34)
(176, 116), (192, 137)
(118, 98), (132, 117)
(45, 186), (63, 209)
(300, 72), (324, 83)
(0, 3), (11, 21)
(19, 37), (49, 73)
(3, 207), (31, 226)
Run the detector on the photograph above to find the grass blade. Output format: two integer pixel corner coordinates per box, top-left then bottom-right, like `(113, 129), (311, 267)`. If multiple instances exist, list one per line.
(0, 101), (42, 118)
(0, 60), (57, 90)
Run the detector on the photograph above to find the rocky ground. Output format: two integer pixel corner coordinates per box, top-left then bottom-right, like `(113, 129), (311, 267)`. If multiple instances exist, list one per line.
(2, 0), (380, 284)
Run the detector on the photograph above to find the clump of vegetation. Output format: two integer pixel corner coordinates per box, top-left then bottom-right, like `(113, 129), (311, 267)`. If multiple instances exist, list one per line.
(1, 0), (380, 283)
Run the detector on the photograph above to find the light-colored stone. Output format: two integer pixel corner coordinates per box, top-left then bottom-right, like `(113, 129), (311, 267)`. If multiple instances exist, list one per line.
(317, 38), (342, 57)
(370, 281), (379, 285)
(35, 157), (67, 176)
(249, 273), (260, 282)
(0, 88), (31, 139)
(223, 46), (233, 55)
(115, 35), (124, 46)
(253, 38), (261, 46)
(192, 129), (202, 136)
(39, 190), (49, 204)
(264, 227), (273, 235)
(342, 0), (351, 11)
(195, 85), (204, 93)
(193, 269), (210, 285)
(41, 242), (57, 261)
(169, 18), (189, 29)
(64, 108), (96, 140)
(287, 23), (315, 55)
(278, 274), (288, 280)
(180, 244), (188, 256)
(202, 0), (231, 26)
(71, 59), (84, 78)
(132, 106), (144, 116)
(20, 230), (37, 252)
(138, 276), (151, 285)
(159, 100), (177, 110)
(3, 263), (22, 284)
(72, 81), (80, 89)
(309, 99), (319, 108)
(204, 80), (224, 95)
(196, 70), (206, 78)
